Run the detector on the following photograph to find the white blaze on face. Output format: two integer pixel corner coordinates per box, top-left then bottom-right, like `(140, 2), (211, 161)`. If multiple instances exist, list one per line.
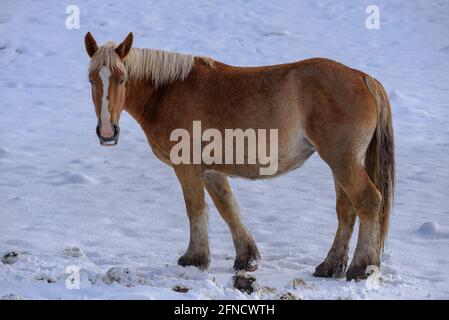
(99, 66), (114, 138)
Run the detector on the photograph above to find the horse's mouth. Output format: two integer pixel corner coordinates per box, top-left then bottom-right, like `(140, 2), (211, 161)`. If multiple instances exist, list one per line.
(96, 124), (120, 146)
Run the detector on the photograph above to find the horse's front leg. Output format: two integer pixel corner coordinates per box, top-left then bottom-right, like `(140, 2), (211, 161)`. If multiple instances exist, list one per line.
(174, 165), (210, 270)
(204, 171), (260, 271)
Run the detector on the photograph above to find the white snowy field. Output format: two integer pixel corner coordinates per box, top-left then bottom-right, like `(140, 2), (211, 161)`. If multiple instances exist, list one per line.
(0, 0), (449, 299)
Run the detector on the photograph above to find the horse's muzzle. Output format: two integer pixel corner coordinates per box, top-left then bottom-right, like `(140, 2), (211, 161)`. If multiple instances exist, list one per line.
(96, 124), (120, 146)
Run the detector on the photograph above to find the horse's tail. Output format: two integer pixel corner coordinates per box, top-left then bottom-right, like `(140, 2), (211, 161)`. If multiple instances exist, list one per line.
(364, 75), (395, 252)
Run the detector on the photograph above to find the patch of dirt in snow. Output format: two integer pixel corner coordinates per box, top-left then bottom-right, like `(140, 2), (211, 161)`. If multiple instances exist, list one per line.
(278, 292), (300, 300)
(172, 285), (190, 293)
(233, 271), (259, 294)
(1, 251), (21, 265)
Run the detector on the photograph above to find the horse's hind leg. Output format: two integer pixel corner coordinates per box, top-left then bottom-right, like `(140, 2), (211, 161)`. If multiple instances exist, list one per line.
(314, 177), (356, 278)
(174, 165), (210, 270)
(330, 160), (382, 281)
(204, 171), (260, 271)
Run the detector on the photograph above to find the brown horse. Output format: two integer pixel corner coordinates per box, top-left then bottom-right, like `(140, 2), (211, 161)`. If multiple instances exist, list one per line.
(84, 32), (394, 281)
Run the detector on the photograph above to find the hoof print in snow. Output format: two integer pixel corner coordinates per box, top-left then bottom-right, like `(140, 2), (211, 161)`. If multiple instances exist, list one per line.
(172, 285), (190, 293)
(1, 251), (20, 265)
(278, 292), (300, 300)
(233, 271), (258, 294)
(63, 247), (84, 258)
(102, 267), (147, 287)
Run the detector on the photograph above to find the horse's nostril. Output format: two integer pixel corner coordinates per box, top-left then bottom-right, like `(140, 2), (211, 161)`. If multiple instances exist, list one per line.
(112, 125), (120, 138)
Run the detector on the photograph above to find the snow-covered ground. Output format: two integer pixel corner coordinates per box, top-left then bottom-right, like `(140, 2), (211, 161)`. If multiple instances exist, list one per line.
(1, 0), (448, 299)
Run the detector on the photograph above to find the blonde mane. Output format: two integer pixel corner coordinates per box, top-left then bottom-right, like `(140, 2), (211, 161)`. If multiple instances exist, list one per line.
(88, 42), (214, 88)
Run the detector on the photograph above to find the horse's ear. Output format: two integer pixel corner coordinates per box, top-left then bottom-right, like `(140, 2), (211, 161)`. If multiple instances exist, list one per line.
(116, 32), (133, 59)
(84, 32), (98, 58)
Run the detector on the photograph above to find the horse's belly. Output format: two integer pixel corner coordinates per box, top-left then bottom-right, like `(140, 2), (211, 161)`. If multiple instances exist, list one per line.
(275, 132), (315, 176)
(211, 129), (315, 179)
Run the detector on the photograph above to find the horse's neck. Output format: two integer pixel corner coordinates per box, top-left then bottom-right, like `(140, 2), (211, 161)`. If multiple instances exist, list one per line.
(124, 78), (156, 125)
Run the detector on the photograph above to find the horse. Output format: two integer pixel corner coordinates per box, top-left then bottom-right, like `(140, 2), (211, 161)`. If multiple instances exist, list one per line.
(84, 32), (394, 281)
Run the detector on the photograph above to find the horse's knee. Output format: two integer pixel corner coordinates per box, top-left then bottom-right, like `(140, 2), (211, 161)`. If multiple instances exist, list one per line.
(189, 205), (209, 229)
(205, 172), (231, 198)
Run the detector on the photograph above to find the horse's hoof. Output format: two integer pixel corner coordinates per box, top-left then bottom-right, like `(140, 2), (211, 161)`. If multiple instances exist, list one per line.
(233, 257), (260, 272)
(178, 254), (210, 270)
(346, 265), (368, 281)
(233, 245), (261, 272)
(313, 260), (346, 278)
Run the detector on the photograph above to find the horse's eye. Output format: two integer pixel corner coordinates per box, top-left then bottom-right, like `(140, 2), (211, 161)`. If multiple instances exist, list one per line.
(119, 79), (125, 85)
(89, 80), (93, 85)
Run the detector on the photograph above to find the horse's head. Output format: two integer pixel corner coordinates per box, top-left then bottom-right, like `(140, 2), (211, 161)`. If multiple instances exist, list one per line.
(84, 32), (133, 146)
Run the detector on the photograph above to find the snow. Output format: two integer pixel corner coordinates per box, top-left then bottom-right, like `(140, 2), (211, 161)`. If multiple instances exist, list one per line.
(1, 0), (449, 299)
